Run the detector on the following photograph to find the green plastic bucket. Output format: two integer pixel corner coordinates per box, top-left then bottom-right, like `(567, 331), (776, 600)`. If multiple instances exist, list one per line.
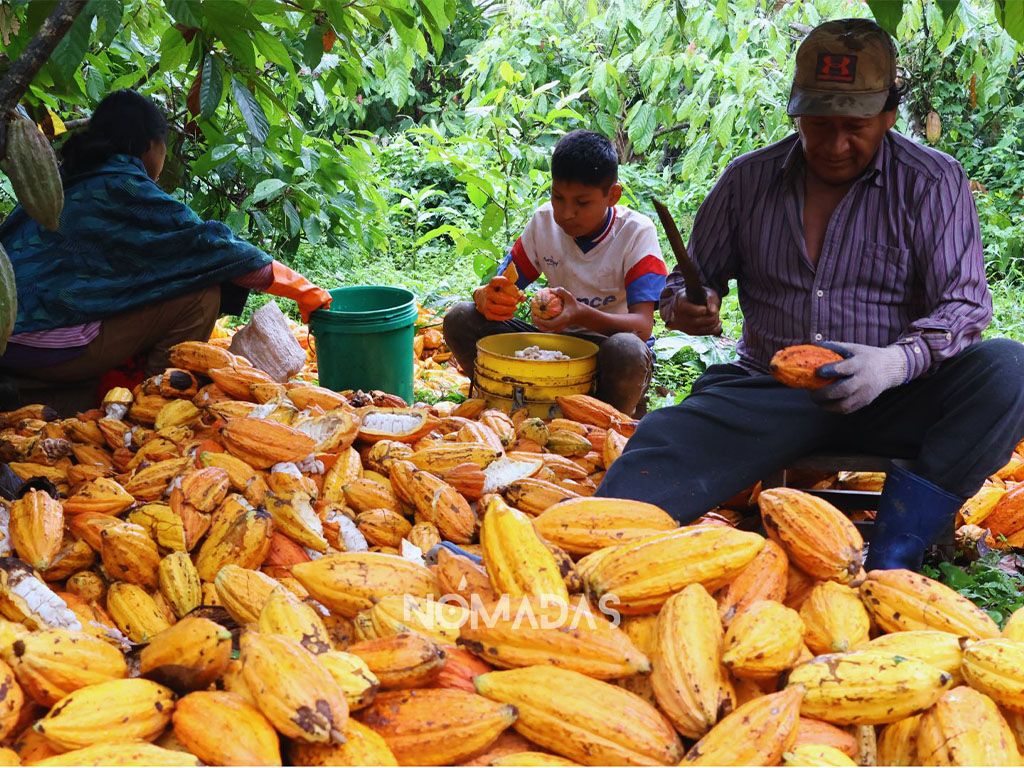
(309, 286), (418, 403)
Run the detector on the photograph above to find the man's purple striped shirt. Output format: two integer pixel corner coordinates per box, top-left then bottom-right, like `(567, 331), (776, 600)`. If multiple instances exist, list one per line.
(661, 130), (992, 381)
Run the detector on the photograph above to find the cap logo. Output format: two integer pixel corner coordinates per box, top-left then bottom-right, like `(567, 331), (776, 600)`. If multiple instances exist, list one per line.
(815, 53), (857, 83)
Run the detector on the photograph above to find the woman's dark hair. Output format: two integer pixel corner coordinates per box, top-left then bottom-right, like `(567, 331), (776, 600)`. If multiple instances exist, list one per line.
(60, 90), (167, 177)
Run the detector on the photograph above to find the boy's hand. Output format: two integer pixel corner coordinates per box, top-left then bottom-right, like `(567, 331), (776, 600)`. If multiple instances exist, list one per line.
(533, 287), (582, 333)
(474, 276), (524, 321)
(662, 287), (722, 336)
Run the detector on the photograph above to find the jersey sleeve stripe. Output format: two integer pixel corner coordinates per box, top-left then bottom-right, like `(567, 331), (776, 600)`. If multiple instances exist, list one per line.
(625, 254), (669, 285)
(626, 272), (668, 306)
(510, 238), (540, 287)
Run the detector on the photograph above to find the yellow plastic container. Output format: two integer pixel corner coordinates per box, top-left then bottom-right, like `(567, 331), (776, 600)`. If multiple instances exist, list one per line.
(474, 333), (598, 418)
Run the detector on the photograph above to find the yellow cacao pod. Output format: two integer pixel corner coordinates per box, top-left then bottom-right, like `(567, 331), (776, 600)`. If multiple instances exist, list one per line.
(579, 525), (764, 615)
(258, 586), (332, 655)
(99, 521), (161, 590)
(479, 494), (570, 603)
(360, 688), (517, 766)
(33, 678), (174, 750)
(194, 495), (274, 582)
(291, 552), (439, 618)
(787, 649), (954, 725)
(722, 599), (804, 680)
(105, 582), (170, 643)
(475, 665), (683, 766)
(29, 741), (200, 766)
(859, 569), (1000, 639)
(876, 714), (923, 767)
(531, 497), (676, 556)
(865, 630), (964, 684)
(650, 583), (735, 740)
(172, 690), (281, 766)
(369, 594), (466, 646)
(9, 490), (63, 571)
(799, 582), (871, 655)
(214, 564), (279, 625)
(318, 650), (380, 710)
(782, 744), (857, 766)
(288, 717), (398, 766)
(916, 686), (1019, 765)
(758, 488), (863, 582)
(347, 632), (447, 689)
(139, 616), (231, 694)
(239, 631), (348, 744)
(961, 637), (1024, 714)
(157, 552), (201, 619)
(459, 595), (648, 679)
(2, 628), (126, 706)
(680, 686), (804, 766)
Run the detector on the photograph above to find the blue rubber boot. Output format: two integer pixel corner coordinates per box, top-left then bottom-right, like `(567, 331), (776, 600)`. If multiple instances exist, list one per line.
(864, 461), (965, 572)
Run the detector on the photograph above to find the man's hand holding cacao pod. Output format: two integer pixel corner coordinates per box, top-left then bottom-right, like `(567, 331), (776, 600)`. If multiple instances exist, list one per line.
(474, 276), (525, 321)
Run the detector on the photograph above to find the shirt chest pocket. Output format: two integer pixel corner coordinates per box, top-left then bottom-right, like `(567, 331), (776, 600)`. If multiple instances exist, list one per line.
(853, 241), (914, 305)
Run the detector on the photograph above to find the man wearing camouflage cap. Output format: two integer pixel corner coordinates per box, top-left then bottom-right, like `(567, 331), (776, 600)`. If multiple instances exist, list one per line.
(598, 18), (1024, 571)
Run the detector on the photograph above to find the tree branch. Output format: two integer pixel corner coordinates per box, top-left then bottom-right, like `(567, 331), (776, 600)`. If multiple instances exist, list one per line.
(0, 0), (89, 159)
(653, 121), (687, 139)
(0, 0), (89, 115)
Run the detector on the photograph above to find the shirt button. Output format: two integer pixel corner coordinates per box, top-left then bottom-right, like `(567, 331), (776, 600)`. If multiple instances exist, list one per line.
(915, 347), (922, 354)
(814, 333), (823, 341)
(816, 290), (824, 297)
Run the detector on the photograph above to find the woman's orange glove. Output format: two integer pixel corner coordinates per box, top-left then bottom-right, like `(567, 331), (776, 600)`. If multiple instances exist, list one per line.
(265, 261), (332, 322)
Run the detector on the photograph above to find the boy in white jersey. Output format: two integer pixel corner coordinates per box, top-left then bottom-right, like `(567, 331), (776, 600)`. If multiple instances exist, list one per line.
(443, 130), (667, 416)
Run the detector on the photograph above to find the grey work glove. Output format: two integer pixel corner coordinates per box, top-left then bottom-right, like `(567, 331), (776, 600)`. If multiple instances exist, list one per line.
(810, 341), (909, 414)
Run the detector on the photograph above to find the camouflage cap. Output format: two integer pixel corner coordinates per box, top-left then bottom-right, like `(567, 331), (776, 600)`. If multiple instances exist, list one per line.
(787, 18), (898, 118)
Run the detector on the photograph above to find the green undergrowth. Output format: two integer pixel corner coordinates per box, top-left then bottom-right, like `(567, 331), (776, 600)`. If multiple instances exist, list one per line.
(923, 552), (1024, 627)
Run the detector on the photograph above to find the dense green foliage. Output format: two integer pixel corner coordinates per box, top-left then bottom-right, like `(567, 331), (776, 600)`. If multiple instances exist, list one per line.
(0, 0), (1022, 403)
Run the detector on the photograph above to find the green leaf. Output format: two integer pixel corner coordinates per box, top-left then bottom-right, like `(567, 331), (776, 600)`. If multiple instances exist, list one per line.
(480, 203), (503, 238)
(304, 215), (323, 245)
(89, 0), (123, 47)
(252, 28), (294, 75)
(866, 0), (905, 35)
(210, 20), (256, 71)
(251, 178), (288, 204)
(996, 0), (1024, 43)
(165, 0), (200, 28)
(936, 0), (960, 24)
(282, 201), (301, 238)
(199, 53), (224, 121)
(416, 0), (449, 52)
(50, 7), (94, 83)
(159, 28), (190, 73)
(231, 77), (270, 144)
(302, 27), (324, 69)
(627, 102), (657, 153)
(85, 66), (105, 102)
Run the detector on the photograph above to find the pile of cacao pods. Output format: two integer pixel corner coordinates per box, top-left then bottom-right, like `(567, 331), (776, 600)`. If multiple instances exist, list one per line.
(208, 303), (470, 402)
(0, 339), (1023, 766)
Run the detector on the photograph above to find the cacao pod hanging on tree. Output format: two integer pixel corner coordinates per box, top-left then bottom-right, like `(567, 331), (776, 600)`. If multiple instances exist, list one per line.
(926, 111), (941, 144)
(0, 110), (63, 231)
(0, 243), (15, 355)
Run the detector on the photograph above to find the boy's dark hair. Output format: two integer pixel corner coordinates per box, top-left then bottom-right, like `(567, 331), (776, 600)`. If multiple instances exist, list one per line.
(551, 130), (619, 190)
(61, 89), (168, 178)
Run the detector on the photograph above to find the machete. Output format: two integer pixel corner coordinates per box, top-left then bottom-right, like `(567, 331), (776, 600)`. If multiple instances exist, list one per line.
(651, 198), (707, 307)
